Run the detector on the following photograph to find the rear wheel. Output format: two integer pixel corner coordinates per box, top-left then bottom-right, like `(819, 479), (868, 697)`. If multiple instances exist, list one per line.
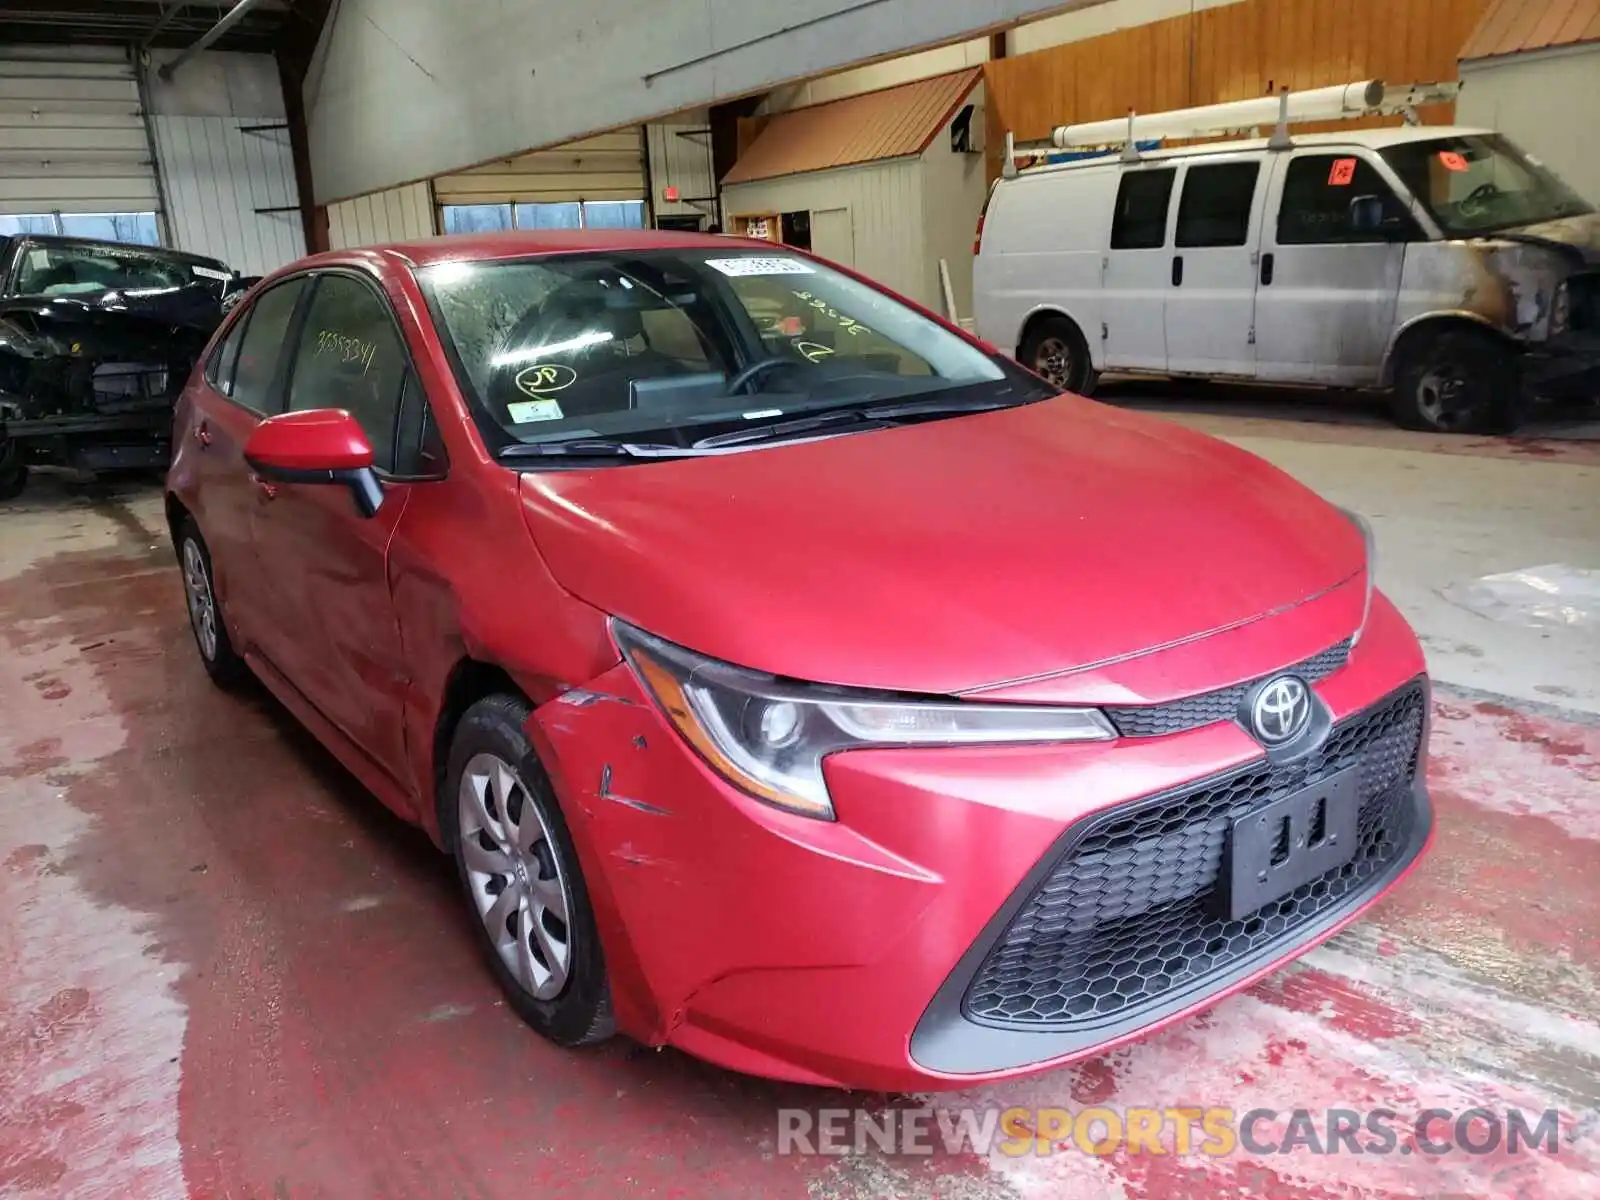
(1019, 314), (1098, 397)
(0, 438), (26, 501)
(443, 694), (614, 1048)
(1390, 327), (1522, 434)
(178, 520), (247, 687)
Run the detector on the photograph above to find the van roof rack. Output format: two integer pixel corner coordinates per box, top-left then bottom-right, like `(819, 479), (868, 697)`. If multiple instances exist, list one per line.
(1002, 79), (1461, 177)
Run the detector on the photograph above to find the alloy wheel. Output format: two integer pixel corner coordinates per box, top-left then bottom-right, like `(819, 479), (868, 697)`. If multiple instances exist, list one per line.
(457, 752), (574, 1001)
(182, 539), (219, 661)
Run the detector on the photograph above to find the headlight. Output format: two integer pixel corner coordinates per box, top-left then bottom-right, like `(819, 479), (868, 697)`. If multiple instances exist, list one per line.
(1337, 506), (1377, 646)
(614, 621), (1116, 820)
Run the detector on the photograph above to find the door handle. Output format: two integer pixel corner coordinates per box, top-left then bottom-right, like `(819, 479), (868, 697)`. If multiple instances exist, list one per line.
(1260, 252), (1275, 286)
(194, 422), (212, 448)
(1171, 255), (1184, 286)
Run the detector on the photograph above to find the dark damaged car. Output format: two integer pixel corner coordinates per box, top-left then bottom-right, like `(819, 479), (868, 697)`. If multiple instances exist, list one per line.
(0, 235), (252, 499)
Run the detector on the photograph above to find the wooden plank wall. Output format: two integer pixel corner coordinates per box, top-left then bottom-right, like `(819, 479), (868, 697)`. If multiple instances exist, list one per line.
(985, 0), (1492, 178)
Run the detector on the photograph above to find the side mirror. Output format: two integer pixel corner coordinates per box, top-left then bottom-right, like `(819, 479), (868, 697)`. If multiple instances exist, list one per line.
(243, 409), (384, 518)
(1348, 195), (1386, 234)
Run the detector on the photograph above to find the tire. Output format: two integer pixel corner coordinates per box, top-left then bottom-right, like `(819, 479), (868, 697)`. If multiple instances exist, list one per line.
(1390, 327), (1522, 434)
(1018, 314), (1098, 397)
(0, 438), (26, 501)
(177, 520), (248, 688)
(443, 694), (614, 1048)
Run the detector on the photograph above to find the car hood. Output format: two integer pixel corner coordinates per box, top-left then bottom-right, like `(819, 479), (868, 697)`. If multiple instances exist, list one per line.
(1489, 212), (1600, 265)
(517, 397), (1365, 695)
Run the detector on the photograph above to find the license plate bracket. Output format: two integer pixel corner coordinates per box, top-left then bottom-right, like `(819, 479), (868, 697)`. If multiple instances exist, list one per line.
(1222, 770), (1360, 921)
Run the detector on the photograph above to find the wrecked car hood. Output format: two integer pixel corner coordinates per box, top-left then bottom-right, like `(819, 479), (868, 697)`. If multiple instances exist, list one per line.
(0, 283), (228, 337)
(517, 396), (1365, 696)
(1485, 212), (1600, 265)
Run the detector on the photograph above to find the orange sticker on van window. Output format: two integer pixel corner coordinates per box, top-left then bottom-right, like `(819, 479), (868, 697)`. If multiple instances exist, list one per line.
(1438, 150), (1469, 172)
(1328, 158), (1357, 186)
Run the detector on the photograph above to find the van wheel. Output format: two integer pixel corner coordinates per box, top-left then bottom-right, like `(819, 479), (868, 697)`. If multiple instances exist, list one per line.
(1390, 327), (1521, 434)
(0, 438), (26, 501)
(1020, 316), (1097, 397)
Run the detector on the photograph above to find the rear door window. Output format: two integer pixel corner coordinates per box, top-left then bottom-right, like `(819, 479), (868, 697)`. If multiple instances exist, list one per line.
(1175, 162), (1261, 248)
(205, 312), (250, 397)
(230, 277), (308, 415)
(1110, 169), (1176, 250)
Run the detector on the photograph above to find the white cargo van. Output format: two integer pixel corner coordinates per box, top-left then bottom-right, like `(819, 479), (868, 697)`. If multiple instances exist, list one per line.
(973, 81), (1599, 434)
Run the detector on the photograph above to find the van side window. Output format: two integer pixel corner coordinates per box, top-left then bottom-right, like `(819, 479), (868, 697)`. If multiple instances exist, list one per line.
(1277, 155), (1418, 244)
(1175, 163), (1261, 248)
(1110, 170), (1176, 250)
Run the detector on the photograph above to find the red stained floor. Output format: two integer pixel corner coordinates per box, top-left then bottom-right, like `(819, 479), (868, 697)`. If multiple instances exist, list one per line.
(2, 490), (1597, 1200)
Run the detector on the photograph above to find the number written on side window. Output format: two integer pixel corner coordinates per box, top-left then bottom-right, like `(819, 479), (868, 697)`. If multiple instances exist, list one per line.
(288, 275), (409, 473)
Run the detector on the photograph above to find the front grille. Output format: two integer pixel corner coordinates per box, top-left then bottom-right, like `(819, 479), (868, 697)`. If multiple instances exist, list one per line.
(1104, 638), (1352, 738)
(964, 681), (1425, 1030)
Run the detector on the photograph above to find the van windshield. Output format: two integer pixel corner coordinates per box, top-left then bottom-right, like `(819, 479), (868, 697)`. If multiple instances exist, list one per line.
(420, 248), (1047, 454)
(1379, 134), (1593, 237)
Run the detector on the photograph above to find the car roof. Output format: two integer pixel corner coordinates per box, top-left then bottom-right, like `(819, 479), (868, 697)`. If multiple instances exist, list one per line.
(314, 228), (766, 272)
(1008, 123), (1499, 182)
(11, 233), (230, 269)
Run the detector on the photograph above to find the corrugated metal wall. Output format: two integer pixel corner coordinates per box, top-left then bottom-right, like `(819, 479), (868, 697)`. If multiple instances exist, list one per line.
(646, 123), (718, 226)
(722, 158), (930, 307)
(984, 0), (1492, 180)
(0, 46), (158, 215)
(155, 117), (304, 275)
(326, 182), (436, 249)
(433, 131), (646, 206)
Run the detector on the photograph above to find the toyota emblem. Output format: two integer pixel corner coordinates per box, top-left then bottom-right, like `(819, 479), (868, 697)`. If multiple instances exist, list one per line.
(1250, 676), (1311, 745)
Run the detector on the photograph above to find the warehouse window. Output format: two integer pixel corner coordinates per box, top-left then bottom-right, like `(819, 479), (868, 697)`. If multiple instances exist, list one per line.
(515, 203), (581, 229)
(0, 211), (160, 244)
(0, 214), (58, 237)
(60, 213), (160, 245)
(442, 204), (512, 234)
(443, 200), (647, 234)
(581, 201), (646, 229)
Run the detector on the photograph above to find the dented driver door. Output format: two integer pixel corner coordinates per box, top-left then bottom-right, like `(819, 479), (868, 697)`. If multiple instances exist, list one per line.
(247, 271), (417, 783)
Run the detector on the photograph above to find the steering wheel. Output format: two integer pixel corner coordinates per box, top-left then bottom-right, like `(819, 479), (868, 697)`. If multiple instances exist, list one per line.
(1459, 181), (1501, 220)
(725, 356), (800, 396)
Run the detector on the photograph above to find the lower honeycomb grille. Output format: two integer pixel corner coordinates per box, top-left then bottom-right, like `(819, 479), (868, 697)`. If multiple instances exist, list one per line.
(963, 681), (1425, 1030)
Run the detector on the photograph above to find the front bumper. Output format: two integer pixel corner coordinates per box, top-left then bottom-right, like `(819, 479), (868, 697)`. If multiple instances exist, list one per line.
(531, 593), (1433, 1092)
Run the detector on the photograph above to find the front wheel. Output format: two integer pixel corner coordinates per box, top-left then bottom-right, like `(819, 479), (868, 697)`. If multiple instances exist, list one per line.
(1390, 328), (1522, 434)
(444, 694), (614, 1048)
(1018, 315), (1098, 397)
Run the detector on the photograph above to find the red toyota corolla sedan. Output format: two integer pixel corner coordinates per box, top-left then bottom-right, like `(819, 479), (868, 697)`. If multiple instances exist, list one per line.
(165, 230), (1432, 1091)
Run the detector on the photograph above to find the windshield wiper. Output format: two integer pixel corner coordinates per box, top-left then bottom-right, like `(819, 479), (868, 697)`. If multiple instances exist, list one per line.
(498, 438), (700, 460)
(694, 393), (1016, 450)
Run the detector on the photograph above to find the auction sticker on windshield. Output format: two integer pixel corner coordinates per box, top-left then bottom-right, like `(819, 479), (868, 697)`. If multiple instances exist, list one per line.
(192, 265), (232, 281)
(508, 399), (565, 423)
(706, 257), (815, 277)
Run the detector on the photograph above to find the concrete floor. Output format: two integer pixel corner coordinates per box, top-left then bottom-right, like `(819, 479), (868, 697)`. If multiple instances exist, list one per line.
(2, 399), (1598, 1199)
